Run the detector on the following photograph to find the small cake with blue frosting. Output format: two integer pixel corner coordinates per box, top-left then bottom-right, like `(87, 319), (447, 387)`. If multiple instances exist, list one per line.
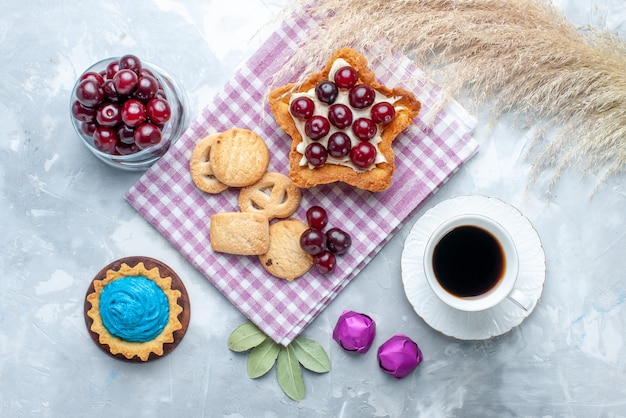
(84, 256), (190, 362)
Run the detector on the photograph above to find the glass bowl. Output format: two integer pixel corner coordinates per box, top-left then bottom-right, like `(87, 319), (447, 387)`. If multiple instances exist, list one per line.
(69, 57), (187, 171)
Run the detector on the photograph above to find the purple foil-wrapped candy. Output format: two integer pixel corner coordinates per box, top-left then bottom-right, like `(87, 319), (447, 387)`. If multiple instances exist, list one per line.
(377, 334), (423, 379)
(332, 310), (376, 353)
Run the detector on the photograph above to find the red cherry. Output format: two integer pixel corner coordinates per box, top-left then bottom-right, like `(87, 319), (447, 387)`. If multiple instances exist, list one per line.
(134, 123), (162, 149)
(305, 116), (330, 140)
(350, 142), (377, 168)
(314, 251), (336, 274)
(80, 71), (104, 86)
(113, 69), (138, 95)
(349, 84), (375, 109)
(371, 102), (396, 125)
(328, 103), (353, 129)
(80, 122), (97, 137)
(102, 80), (120, 102)
(122, 99), (147, 127)
(105, 61), (120, 79)
(139, 68), (156, 79)
(146, 98), (171, 124)
(133, 74), (159, 102)
(315, 81), (338, 104)
(306, 206), (329, 230)
(300, 228), (327, 255)
(119, 54), (142, 74)
(326, 227), (352, 255)
(115, 141), (140, 155)
(334, 66), (358, 89)
(117, 124), (136, 145)
(93, 126), (118, 154)
(71, 100), (95, 122)
(75, 79), (104, 107)
(290, 97), (315, 120)
(352, 118), (377, 141)
(95, 102), (122, 127)
(327, 132), (351, 158)
(304, 143), (328, 167)
(156, 89), (167, 100)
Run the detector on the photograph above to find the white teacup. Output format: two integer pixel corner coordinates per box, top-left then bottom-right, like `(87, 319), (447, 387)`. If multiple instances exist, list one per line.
(423, 214), (532, 312)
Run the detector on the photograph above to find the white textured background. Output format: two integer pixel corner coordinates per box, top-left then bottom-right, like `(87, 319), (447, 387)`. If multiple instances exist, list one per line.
(0, 0), (624, 416)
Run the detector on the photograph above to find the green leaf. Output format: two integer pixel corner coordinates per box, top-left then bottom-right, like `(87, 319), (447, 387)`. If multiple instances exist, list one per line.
(247, 338), (280, 379)
(292, 337), (331, 373)
(276, 345), (305, 401)
(228, 322), (268, 352)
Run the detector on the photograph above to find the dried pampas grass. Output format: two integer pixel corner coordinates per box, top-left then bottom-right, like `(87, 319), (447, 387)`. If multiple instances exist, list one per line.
(275, 0), (626, 184)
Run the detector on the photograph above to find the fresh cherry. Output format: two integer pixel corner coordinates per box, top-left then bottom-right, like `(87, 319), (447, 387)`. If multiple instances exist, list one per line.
(328, 103), (353, 129)
(300, 228), (327, 255)
(306, 206), (329, 230)
(93, 126), (118, 153)
(140, 68), (156, 78)
(80, 71), (104, 86)
(75, 79), (104, 107)
(96, 102), (122, 127)
(134, 123), (162, 149)
(326, 227), (352, 255)
(304, 143), (328, 167)
(117, 124), (136, 145)
(113, 69), (138, 95)
(350, 142), (377, 168)
(371, 102), (396, 125)
(146, 98), (171, 124)
(133, 74), (159, 102)
(71, 100), (95, 122)
(290, 97), (315, 120)
(80, 122), (97, 137)
(315, 80), (338, 104)
(119, 54), (142, 74)
(314, 250), (336, 274)
(105, 60), (120, 79)
(121, 99), (146, 127)
(101, 80), (118, 102)
(327, 132), (352, 158)
(304, 115), (330, 140)
(115, 141), (140, 155)
(349, 84), (375, 109)
(334, 66), (358, 89)
(352, 118), (377, 141)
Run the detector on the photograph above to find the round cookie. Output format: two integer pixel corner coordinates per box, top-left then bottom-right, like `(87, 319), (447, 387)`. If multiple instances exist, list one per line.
(210, 128), (270, 187)
(238, 172), (302, 220)
(84, 256), (191, 362)
(259, 218), (314, 281)
(190, 133), (229, 194)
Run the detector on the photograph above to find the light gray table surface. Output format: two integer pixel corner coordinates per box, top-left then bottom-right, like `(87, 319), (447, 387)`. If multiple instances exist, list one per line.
(1, 0), (625, 417)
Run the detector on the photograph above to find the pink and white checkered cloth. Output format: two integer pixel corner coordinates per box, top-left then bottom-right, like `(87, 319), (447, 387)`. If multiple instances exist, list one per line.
(125, 12), (478, 345)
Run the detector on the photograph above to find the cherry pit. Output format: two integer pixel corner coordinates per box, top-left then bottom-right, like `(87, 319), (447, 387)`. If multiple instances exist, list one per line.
(300, 205), (352, 275)
(71, 54), (172, 156)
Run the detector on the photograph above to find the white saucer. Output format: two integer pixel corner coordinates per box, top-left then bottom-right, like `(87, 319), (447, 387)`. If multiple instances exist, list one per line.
(401, 195), (546, 340)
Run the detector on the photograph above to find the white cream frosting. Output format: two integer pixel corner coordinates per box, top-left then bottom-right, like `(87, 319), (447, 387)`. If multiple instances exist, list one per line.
(289, 58), (402, 172)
